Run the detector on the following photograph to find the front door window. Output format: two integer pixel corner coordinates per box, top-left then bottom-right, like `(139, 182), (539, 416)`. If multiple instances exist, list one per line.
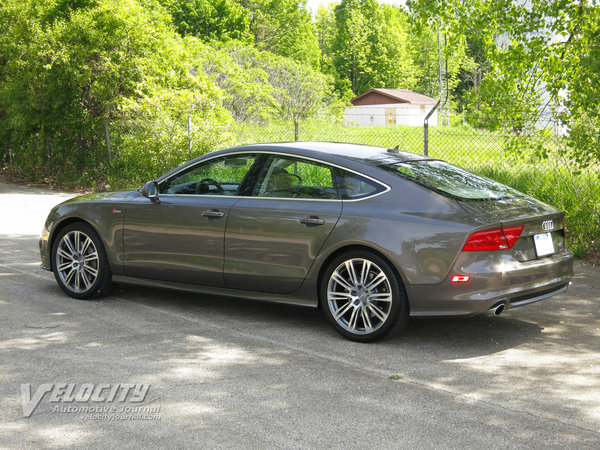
(161, 154), (259, 196)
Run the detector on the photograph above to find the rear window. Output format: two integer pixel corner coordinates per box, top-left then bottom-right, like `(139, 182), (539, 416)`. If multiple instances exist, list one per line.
(333, 169), (385, 200)
(390, 160), (521, 200)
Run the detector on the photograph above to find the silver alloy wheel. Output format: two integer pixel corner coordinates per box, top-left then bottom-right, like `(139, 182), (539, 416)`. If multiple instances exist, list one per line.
(327, 258), (393, 335)
(55, 230), (99, 293)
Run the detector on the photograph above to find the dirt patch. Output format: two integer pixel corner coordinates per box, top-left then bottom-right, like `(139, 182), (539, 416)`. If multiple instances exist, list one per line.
(0, 166), (92, 193)
(582, 248), (600, 267)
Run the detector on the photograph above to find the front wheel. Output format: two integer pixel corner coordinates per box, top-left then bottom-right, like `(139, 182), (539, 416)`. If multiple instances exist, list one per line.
(51, 222), (112, 300)
(320, 251), (409, 342)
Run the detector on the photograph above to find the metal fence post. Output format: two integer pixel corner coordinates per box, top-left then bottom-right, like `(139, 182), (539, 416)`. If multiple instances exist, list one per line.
(424, 100), (440, 157)
(294, 101), (310, 142)
(105, 120), (112, 163)
(188, 99), (202, 157)
(188, 113), (192, 158)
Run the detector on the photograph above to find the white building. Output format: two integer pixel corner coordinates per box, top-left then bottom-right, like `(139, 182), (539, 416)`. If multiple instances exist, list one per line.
(344, 88), (438, 127)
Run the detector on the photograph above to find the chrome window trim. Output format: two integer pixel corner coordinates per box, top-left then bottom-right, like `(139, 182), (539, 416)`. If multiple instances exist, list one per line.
(158, 150), (391, 202)
(159, 193), (342, 203)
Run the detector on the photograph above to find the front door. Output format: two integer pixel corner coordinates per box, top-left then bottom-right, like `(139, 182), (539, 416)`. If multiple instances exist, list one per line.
(122, 153), (260, 286)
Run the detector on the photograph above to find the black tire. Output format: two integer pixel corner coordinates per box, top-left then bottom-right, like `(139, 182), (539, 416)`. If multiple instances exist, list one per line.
(51, 222), (112, 300)
(320, 250), (409, 342)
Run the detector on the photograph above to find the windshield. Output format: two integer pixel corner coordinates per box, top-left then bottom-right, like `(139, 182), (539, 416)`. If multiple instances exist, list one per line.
(389, 160), (521, 200)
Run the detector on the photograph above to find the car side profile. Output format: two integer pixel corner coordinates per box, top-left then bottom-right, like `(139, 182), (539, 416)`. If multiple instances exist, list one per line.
(40, 142), (574, 341)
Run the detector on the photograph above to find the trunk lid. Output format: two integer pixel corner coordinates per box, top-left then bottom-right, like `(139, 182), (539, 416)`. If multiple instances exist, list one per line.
(458, 196), (567, 261)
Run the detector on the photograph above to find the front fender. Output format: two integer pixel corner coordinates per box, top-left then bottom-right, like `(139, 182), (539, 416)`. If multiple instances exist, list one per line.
(41, 191), (139, 276)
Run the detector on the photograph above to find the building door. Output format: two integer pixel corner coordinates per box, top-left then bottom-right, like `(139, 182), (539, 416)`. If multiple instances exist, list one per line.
(385, 108), (396, 126)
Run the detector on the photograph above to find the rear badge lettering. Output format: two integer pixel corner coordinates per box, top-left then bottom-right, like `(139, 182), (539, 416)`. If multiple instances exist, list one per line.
(542, 220), (554, 232)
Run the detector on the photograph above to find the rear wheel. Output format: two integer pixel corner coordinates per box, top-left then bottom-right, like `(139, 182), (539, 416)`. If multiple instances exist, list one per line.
(51, 222), (112, 299)
(320, 251), (409, 342)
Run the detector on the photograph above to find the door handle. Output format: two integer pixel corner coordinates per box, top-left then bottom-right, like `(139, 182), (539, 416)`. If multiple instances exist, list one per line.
(299, 216), (325, 226)
(202, 210), (225, 219)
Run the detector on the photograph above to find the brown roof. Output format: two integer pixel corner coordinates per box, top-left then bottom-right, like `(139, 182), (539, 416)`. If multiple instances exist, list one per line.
(350, 88), (438, 106)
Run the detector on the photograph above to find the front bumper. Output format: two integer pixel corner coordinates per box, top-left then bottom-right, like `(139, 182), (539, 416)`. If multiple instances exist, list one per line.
(39, 231), (51, 271)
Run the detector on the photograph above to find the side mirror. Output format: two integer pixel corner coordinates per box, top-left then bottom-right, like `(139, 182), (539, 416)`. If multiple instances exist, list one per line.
(140, 181), (160, 203)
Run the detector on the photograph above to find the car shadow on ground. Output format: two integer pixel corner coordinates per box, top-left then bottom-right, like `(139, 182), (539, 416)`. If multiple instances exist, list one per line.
(401, 315), (542, 356)
(104, 282), (543, 360)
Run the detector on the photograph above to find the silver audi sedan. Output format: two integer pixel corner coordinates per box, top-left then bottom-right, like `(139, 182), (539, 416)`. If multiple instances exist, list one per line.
(40, 142), (574, 341)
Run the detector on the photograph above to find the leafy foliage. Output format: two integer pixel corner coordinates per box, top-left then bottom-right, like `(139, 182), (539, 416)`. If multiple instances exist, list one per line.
(331, 0), (416, 95)
(0, 0), (229, 184)
(239, 0), (321, 68)
(408, 0), (600, 166)
(157, 0), (252, 42)
(193, 40), (334, 122)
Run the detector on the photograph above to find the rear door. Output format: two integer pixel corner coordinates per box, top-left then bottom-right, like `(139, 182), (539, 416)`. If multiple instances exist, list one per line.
(224, 155), (343, 294)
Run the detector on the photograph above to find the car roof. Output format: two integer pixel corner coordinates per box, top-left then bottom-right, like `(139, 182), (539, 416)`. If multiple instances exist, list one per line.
(157, 142), (433, 182)
(226, 142), (432, 165)
(224, 142), (432, 166)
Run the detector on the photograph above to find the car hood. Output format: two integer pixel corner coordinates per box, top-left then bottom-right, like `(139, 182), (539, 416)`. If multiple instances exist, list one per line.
(61, 190), (140, 204)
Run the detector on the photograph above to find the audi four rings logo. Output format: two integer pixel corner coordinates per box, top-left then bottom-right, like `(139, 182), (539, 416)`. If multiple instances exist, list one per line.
(542, 220), (554, 231)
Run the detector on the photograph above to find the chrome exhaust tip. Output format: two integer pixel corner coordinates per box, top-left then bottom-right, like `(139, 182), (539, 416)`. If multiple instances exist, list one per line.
(487, 302), (506, 316)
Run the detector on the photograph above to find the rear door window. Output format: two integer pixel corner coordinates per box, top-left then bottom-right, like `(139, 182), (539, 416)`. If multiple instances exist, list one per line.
(253, 156), (338, 199)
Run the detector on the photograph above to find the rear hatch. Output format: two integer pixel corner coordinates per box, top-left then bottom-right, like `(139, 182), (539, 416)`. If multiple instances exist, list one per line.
(381, 158), (567, 262)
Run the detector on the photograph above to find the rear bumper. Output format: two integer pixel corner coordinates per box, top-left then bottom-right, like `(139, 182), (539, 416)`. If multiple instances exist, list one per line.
(507, 282), (569, 308)
(407, 250), (574, 316)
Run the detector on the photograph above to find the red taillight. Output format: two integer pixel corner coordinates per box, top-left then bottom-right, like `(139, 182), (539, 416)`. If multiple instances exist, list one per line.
(451, 275), (470, 283)
(462, 225), (524, 251)
(502, 225), (524, 248)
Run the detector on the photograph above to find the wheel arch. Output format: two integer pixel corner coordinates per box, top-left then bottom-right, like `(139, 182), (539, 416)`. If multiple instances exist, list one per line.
(315, 244), (410, 311)
(48, 217), (101, 270)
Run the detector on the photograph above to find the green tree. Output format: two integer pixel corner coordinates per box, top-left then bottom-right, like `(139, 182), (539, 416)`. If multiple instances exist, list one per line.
(0, 0), (229, 183)
(560, 3), (600, 166)
(157, 0), (252, 42)
(239, 0), (321, 68)
(408, 0), (600, 165)
(316, 4), (337, 76)
(406, 0), (477, 116)
(379, 5), (419, 90)
(194, 40), (333, 121)
(332, 0), (418, 96)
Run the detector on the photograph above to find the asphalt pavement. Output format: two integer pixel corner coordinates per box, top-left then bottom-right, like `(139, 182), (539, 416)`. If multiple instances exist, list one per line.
(0, 181), (599, 449)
